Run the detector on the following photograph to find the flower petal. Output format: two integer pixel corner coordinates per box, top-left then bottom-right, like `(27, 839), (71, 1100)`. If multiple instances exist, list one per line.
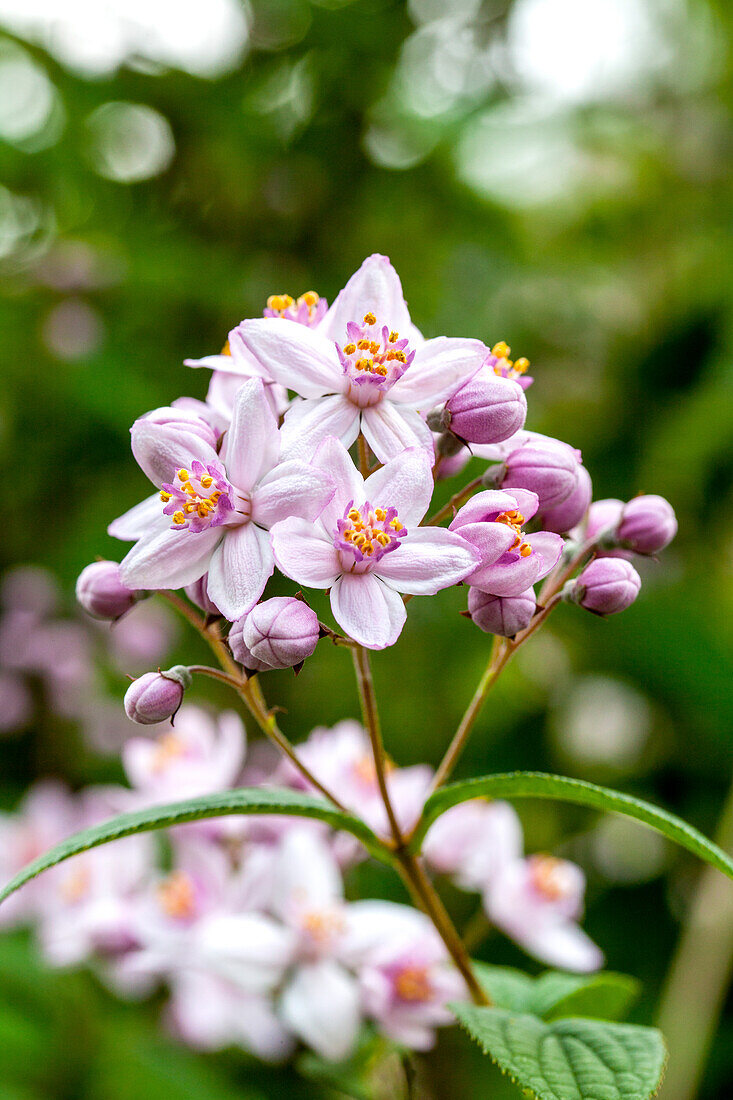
(311, 437), (365, 535)
(524, 531), (564, 575)
(131, 414), (219, 488)
(108, 493), (165, 541)
(280, 961), (361, 1062)
(451, 489), (539, 529)
(222, 379), (281, 492)
(375, 528), (479, 595)
(280, 394), (360, 463)
(330, 573), (406, 649)
(206, 523), (273, 621)
(361, 402), (434, 464)
(270, 517), (341, 588)
(320, 254), (411, 341)
(390, 336), (487, 407)
(232, 318), (342, 399)
(253, 460), (335, 529)
(452, 521), (518, 571)
(120, 526), (222, 591)
(519, 920), (604, 974)
(271, 831), (343, 922)
(363, 447), (435, 527)
(468, 546), (544, 597)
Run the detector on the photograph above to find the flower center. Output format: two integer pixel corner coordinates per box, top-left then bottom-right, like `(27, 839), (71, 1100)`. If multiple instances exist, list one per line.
(335, 500), (407, 565)
(60, 866), (90, 905)
(393, 965), (433, 1003)
(529, 855), (573, 901)
(488, 341), (530, 381)
(160, 461), (238, 533)
(301, 907), (345, 947)
(337, 312), (415, 406)
(264, 290), (325, 327)
(151, 732), (186, 773)
(495, 509), (532, 557)
(157, 871), (197, 921)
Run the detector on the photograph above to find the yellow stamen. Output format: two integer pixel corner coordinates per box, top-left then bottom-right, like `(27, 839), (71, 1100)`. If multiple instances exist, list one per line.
(363, 311), (376, 325)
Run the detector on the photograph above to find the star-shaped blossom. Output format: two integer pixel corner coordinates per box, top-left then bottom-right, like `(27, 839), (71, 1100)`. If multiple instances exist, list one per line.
(270, 438), (479, 649)
(110, 380), (335, 621)
(231, 254), (488, 463)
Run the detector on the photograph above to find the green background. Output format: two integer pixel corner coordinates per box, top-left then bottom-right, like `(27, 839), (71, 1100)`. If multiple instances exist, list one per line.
(0, 0), (731, 1096)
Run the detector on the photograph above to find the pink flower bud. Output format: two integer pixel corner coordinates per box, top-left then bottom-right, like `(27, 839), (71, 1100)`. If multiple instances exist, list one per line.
(501, 441), (579, 509)
(538, 466), (593, 534)
(584, 498), (624, 543)
(468, 587), (536, 636)
(76, 561), (141, 621)
(570, 558), (641, 616)
(229, 597), (320, 672)
(618, 495), (677, 555)
(184, 575), (221, 617)
(441, 374), (527, 445)
(124, 666), (191, 725)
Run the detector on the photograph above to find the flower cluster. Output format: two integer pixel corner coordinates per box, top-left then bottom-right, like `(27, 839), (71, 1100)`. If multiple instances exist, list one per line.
(0, 712), (600, 1061)
(95, 254), (675, 653)
(47, 255), (679, 1070)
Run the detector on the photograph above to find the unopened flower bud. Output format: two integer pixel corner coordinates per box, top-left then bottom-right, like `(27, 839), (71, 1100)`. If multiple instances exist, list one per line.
(568, 558), (641, 616)
(502, 441), (579, 509)
(184, 575), (221, 617)
(585, 498), (624, 546)
(538, 466), (593, 535)
(443, 374), (527, 445)
(617, 495), (677, 555)
(468, 587), (536, 636)
(230, 597), (320, 672)
(124, 666), (191, 725)
(76, 561), (142, 621)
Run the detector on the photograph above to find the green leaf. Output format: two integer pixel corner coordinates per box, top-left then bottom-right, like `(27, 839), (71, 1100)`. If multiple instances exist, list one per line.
(472, 963), (537, 1013)
(473, 964), (640, 1022)
(533, 972), (640, 1023)
(414, 772), (733, 880)
(451, 1005), (667, 1100)
(0, 787), (388, 906)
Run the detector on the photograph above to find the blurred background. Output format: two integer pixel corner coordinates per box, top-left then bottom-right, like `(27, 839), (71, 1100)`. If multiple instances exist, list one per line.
(0, 0), (731, 1097)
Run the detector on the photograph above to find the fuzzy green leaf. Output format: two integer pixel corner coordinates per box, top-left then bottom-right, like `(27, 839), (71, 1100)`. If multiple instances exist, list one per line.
(415, 772), (733, 880)
(473, 964), (640, 1023)
(451, 1005), (667, 1100)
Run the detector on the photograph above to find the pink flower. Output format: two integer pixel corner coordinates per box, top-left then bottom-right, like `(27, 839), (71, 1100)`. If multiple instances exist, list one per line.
(276, 720), (432, 842)
(233, 255), (487, 462)
(271, 439), (479, 648)
(423, 799), (523, 891)
(450, 488), (563, 597)
(484, 854), (603, 973)
(269, 831), (363, 1061)
(111, 380), (335, 620)
(343, 901), (466, 1050)
(167, 969), (293, 1061)
(122, 705), (246, 805)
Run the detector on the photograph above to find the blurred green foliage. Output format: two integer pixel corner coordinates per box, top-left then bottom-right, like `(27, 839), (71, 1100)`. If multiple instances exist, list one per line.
(0, 0), (731, 1096)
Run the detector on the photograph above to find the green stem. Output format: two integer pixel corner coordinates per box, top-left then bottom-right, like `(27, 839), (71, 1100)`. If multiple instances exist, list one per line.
(351, 645), (488, 1006)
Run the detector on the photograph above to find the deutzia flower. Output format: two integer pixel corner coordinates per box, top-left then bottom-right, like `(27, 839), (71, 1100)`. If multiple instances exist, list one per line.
(232, 254), (488, 462)
(270, 438), (479, 649)
(111, 379), (335, 620)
